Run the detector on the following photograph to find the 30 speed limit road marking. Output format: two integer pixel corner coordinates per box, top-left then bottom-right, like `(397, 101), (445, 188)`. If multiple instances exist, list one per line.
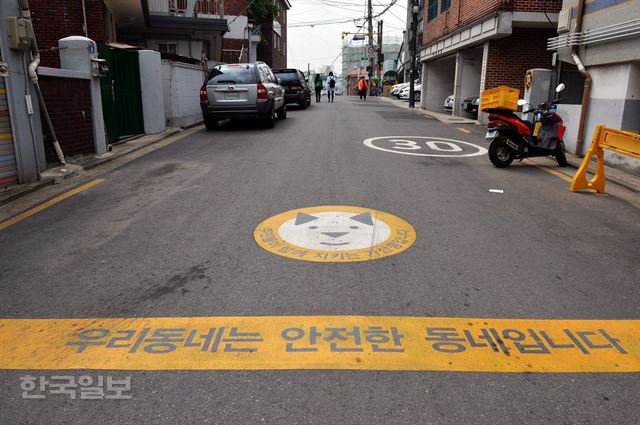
(363, 136), (487, 157)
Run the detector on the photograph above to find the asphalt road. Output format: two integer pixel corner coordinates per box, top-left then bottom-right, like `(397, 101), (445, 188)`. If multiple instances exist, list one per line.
(1, 96), (639, 424)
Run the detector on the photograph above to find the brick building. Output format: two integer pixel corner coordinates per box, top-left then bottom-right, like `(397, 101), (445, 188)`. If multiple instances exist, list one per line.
(29, 0), (113, 161)
(419, 0), (561, 118)
(255, 0), (290, 68)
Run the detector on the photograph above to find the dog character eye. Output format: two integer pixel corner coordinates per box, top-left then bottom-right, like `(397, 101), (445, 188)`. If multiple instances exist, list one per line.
(350, 226), (359, 229)
(295, 212), (319, 225)
(350, 212), (374, 226)
(309, 226), (318, 229)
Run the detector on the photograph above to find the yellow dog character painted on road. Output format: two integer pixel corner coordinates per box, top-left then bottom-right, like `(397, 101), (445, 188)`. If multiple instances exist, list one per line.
(254, 206), (416, 262)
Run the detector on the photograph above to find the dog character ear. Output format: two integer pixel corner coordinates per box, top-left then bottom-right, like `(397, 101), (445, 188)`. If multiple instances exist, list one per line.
(295, 212), (320, 225)
(350, 212), (373, 226)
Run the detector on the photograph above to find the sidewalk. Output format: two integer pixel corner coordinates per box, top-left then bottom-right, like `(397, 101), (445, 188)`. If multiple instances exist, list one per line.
(378, 95), (478, 124)
(380, 95), (640, 195)
(0, 127), (181, 207)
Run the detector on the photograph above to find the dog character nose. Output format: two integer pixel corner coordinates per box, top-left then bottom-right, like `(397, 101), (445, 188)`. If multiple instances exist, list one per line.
(322, 232), (348, 239)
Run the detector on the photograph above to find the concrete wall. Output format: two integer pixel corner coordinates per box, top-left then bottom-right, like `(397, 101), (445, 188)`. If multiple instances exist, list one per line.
(139, 50), (166, 134)
(559, 62), (640, 175)
(558, 0), (640, 66)
(423, 56), (456, 111)
(161, 60), (206, 127)
(0, 0), (46, 183)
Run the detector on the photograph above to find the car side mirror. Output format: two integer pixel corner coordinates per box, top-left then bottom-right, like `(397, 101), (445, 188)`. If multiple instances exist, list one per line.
(556, 83), (565, 93)
(277, 77), (282, 85)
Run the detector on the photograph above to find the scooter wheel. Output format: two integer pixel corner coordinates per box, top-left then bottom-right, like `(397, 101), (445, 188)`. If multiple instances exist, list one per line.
(489, 138), (515, 168)
(555, 143), (567, 167)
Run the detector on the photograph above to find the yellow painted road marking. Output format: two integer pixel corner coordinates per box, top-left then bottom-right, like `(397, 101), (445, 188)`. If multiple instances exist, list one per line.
(524, 160), (603, 195)
(0, 88), (6, 95)
(457, 127), (471, 134)
(0, 133), (12, 140)
(255, 206), (416, 262)
(0, 179), (104, 231)
(1, 316), (638, 372)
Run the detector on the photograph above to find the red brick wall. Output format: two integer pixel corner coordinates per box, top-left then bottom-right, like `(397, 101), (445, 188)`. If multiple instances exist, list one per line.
(39, 76), (95, 162)
(30, 0), (107, 68)
(225, 0), (248, 16)
(223, 38), (245, 51)
(423, 0), (561, 46)
(484, 28), (557, 93)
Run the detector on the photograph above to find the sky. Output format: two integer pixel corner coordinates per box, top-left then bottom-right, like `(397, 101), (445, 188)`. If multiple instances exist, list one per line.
(286, 0), (408, 75)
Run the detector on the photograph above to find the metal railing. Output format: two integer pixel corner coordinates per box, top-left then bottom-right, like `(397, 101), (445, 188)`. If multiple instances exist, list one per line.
(548, 18), (640, 49)
(148, 0), (222, 17)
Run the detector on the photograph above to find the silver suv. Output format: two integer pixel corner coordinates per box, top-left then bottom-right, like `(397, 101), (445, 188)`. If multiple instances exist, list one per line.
(200, 62), (286, 129)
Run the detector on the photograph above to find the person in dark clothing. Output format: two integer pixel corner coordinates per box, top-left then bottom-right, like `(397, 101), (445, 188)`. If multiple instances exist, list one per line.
(314, 74), (323, 102)
(326, 71), (336, 103)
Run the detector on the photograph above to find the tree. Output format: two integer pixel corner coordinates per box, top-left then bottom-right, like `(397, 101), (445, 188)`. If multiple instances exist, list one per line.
(248, 0), (279, 23)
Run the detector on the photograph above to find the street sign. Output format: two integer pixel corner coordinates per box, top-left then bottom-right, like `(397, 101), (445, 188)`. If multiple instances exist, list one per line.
(352, 34), (365, 41)
(254, 205), (415, 262)
(367, 46), (375, 57)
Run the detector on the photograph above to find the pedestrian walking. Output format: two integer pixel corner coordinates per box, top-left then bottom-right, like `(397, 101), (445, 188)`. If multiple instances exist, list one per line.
(327, 71), (336, 103)
(314, 74), (323, 102)
(358, 76), (369, 101)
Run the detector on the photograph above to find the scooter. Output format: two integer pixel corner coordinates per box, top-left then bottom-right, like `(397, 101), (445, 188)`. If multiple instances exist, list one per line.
(486, 83), (568, 168)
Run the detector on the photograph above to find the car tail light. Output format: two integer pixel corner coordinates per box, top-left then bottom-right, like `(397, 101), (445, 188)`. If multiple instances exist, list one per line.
(199, 84), (207, 101)
(257, 83), (268, 100)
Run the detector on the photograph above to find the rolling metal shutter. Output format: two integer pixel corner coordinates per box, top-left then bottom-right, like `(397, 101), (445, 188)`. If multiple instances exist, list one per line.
(0, 55), (18, 187)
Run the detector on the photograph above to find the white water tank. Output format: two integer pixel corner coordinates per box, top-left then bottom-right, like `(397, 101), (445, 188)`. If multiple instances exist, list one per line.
(59, 36), (97, 74)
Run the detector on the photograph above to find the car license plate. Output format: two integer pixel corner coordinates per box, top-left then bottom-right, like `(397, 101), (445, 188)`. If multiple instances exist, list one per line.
(225, 92), (239, 100)
(485, 130), (497, 139)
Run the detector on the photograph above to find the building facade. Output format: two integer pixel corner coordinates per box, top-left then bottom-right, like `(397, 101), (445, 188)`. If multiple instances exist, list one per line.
(419, 0), (561, 118)
(255, 0), (290, 68)
(549, 0), (639, 173)
(104, 0), (228, 61)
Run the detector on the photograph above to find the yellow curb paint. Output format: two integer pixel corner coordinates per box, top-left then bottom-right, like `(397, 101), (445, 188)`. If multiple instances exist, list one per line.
(0, 179), (104, 231)
(0, 133), (12, 140)
(0, 316), (638, 372)
(254, 206), (416, 262)
(0, 88), (6, 95)
(457, 127), (471, 134)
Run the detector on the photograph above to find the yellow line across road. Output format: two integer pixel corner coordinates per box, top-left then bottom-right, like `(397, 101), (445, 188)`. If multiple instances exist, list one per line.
(457, 127), (471, 134)
(0, 316), (638, 372)
(0, 179), (104, 231)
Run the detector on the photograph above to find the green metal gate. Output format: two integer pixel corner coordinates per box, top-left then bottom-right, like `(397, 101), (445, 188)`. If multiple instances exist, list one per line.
(98, 45), (144, 143)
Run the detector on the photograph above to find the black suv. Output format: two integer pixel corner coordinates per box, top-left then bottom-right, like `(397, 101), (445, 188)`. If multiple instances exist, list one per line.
(272, 69), (311, 109)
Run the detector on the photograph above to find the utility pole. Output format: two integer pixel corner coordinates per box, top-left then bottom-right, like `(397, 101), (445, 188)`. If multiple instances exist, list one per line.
(408, 0), (418, 108)
(367, 0), (373, 80)
(377, 20), (383, 79)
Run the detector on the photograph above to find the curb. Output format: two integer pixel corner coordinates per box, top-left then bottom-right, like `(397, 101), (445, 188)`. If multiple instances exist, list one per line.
(0, 127), (188, 208)
(80, 128), (182, 170)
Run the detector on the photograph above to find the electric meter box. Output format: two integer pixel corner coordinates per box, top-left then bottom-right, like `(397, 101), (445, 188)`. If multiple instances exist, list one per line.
(6, 17), (33, 50)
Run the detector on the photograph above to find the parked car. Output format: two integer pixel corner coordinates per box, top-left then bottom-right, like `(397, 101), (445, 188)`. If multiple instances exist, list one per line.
(272, 68), (311, 109)
(200, 62), (285, 129)
(461, 96), (480, 116)
(399, 84), (422, 101)
(444, 94), (454, 111)
(390, 83), (409, 97)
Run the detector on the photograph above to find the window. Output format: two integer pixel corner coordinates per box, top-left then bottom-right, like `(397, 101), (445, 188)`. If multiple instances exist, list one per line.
(441, 0), (450, 13)
(157, 41), (178, 54)
(427, 0), (438, 21)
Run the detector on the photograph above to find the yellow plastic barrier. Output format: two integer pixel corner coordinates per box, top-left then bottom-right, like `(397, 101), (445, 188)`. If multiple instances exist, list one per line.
(570, 125), (640, 193)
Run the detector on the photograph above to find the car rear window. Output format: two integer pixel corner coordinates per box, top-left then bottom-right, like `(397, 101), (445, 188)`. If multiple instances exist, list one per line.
(272, 71), (299, 82)
(208, 65), (257, 84)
